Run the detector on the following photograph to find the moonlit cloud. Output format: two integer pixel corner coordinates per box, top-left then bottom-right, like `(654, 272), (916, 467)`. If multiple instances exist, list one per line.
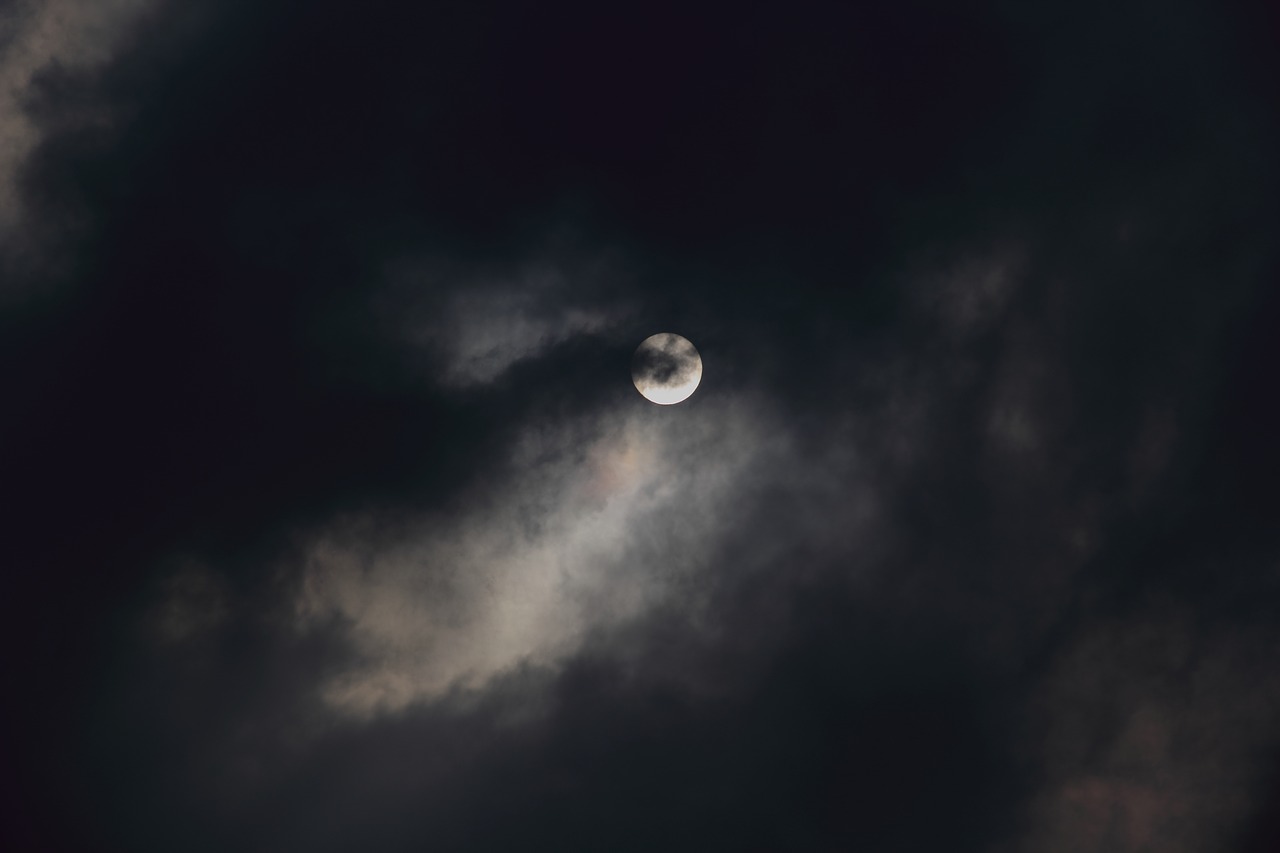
(6, 3), (1278, 849)
(291, 389), (791, 718)
(387, 256), (636, 387)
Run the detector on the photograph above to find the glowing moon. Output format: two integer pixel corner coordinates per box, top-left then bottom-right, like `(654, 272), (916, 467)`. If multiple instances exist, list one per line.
(631, 333), (702, 405)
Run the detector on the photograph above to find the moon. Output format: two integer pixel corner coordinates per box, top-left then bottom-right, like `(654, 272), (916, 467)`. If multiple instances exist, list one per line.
(631, 333), (702, 405)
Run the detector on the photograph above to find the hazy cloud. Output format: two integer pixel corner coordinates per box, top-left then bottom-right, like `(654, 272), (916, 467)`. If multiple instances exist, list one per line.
(290, 389), (794, 718)
(387, 254), (636, 387)
(5, 1), (1277, 850)
(152, 562), (229, 643)
(1015, 607), (1280, 853)
(0, 0), (155, 232)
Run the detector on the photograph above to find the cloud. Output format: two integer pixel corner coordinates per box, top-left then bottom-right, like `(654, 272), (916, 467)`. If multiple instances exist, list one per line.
(384, 252), (637, 388)
(0, 0), (156, 233)
(1013, 607), (1280, 853)
(151, 561), (229, 643)
(123, 201), (1274, 848)
(7, 1), (1276, 849)
(289, 388), (795, 718)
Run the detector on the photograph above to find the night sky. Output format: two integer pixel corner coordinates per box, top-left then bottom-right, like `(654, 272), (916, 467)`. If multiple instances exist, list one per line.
(3, 1), (1280, 851)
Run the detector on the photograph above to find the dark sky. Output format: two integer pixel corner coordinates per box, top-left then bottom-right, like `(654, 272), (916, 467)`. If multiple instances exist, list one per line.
(3, 1), (1280, 851)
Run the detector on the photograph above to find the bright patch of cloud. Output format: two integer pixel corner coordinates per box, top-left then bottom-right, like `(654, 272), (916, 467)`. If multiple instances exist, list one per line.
(292, 393), (786, 718)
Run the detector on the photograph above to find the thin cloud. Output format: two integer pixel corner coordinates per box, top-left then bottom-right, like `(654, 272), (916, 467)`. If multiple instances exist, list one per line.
(0, 0), (156, 232)
(290, 389), (793, 718)
(385, 254), (637, 387)
(1014, 608), (1280, 853)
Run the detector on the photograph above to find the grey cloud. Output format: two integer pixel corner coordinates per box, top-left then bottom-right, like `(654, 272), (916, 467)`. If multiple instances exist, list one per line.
(16, 2), (1273, 846)
(631, 332), (700, 390)
(288, 389), (800, 718)
(282, 228), (1206, 722)
(115, 204), (1277, 851)
(148, 237), (1091, 730)
(908, 244), (1027, 344)
(1013, 607), (1280, 853)
(0, 0), (156, 240)
(151, 561), (229, 643)
(384, 252), (638, 387)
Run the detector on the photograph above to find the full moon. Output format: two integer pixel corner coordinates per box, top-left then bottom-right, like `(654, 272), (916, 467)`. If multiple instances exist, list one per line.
(631, 333), (702, 405)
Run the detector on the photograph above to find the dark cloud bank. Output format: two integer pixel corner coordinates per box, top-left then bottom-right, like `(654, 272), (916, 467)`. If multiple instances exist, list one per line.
(3, 1), (1280, 851)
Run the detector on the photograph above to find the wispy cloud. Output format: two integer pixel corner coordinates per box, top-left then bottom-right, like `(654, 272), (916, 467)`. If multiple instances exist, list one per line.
(290, 390), (791, 718)
(0, 0), (156, 232)
(385, 254), (637, 387)
(1013, 607), (1280, 853)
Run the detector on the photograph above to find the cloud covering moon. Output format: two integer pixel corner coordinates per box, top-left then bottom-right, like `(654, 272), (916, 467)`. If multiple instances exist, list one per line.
(631, 333), (702, 405)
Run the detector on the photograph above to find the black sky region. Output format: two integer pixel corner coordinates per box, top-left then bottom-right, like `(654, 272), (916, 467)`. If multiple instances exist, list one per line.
(3, 1), (1280, 851)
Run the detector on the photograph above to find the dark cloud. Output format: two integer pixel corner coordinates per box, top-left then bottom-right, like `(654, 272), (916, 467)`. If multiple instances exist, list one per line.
(631, 332), (700, 394)
(2, 0), (1279, 851)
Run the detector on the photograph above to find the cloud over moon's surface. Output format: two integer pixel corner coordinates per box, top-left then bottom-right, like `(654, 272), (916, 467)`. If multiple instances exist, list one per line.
(631, 333), (702, 405)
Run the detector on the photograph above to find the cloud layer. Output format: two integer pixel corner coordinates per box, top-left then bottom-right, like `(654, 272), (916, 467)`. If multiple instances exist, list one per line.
(2, 1), (1279, 852)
